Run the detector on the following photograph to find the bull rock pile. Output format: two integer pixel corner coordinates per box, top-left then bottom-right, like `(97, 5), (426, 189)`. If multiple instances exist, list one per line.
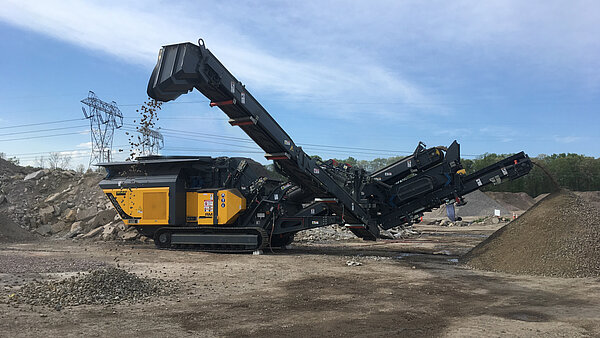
(8, 267), (176, 309)
(0, 158), (141, 242)
(462, 190), (600, 278)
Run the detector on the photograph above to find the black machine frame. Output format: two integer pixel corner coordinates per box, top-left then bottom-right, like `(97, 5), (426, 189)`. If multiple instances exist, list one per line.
(100, 39), (533, 251)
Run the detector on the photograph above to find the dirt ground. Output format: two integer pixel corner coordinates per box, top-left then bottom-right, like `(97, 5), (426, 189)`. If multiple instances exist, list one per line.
(1, 224), (599, 337)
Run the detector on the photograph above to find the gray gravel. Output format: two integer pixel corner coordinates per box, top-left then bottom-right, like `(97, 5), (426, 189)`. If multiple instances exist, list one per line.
(0, 254), (105, 273)
(463, 190), (600, 278)
(7, 267), (177, 309)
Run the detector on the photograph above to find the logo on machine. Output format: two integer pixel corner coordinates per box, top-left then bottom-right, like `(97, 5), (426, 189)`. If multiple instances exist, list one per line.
(313, 168), (320, 174)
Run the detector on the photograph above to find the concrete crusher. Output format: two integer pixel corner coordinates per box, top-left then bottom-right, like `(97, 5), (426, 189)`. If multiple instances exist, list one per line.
(98, 40), (533, 252)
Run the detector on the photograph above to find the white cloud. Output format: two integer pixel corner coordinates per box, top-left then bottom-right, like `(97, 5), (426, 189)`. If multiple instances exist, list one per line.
(0, 0), (442, 121)
(1, 0), (598, 149)
(76, 142), (92, 149)
(554, 136), (583, 144)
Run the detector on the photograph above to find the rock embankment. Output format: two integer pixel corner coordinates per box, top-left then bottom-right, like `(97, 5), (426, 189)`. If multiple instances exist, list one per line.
(0, 158), (141, 242)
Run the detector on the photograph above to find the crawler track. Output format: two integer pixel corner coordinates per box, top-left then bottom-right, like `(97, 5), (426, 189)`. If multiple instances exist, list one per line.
(153, 226), (267, 253)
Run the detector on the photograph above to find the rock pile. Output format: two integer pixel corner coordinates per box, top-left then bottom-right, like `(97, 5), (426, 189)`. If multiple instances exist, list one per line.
(8, 267), (176, 309)
(0, 158), (142, 242)
(295, 224), (420, 242)
(462, 190), (600, 277)
(295, 224), (356, 242)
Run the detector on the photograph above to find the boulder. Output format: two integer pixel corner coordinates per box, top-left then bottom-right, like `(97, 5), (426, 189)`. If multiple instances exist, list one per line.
(121, 230), (138, 241)
(76, 207), (97, 221)
(39, 206), (55, 224)
(64, 209), (77, 222)
(85, 209), (117, 230)
(24, 170), (46, 181)
(51, 221), (67, 233)
(70, 221), (83, 232)
(101, 223), (118, 240)
(36, 224), (53, 236)
(81, 226), (103, 239)
(116, 221), (128, 232)
(57, 201), (68, 214)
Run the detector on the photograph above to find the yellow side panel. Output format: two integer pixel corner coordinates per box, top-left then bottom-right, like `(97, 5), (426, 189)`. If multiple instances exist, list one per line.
(143, 192), (168, 221)
(186, 192), (198, 222)
(217, 189), (246, 225)
(197, 192), (214, 225)
(104, 187), (169, 225)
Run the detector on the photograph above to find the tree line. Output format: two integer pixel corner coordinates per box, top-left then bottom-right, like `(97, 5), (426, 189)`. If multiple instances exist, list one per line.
(327, 153), (600, 197)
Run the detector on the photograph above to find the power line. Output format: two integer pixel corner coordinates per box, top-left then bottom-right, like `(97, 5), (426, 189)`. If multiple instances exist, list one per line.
(0, 118), (86, 130)
(0, 132), (85, 142)
(123, 116), (227, 121)
(154, 125), (417, 155)
(6, 145), (129, 157)
(122, 127), (261, 150)
(118, 100), (210, 107)
(0, 125), (88, 137)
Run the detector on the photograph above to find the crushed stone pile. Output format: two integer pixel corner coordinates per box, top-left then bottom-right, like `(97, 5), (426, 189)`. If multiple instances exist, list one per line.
(0, 213), (38, 243)
(425, 190), (510, 218)
(575, 191), (600, 210)
(462, 190), (600, 277)
(7, 267), (177, 309)
(0, 158), (142, 242)
(484, 191), (536, 211)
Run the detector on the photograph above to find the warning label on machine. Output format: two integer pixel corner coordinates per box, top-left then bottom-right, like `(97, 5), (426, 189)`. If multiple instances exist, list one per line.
(204, 199), (214, 213)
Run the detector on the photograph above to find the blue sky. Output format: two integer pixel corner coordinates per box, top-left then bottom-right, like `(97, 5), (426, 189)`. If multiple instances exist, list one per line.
(0, 1), (598, 168)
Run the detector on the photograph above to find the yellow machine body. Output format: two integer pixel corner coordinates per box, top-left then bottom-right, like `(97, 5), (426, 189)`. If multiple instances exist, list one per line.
(106, 187), (246, 227)
(188, 189), (246, 225)
(104, 187), (170, 226)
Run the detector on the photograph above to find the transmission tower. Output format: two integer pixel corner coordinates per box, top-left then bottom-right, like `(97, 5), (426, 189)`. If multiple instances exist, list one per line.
(81, 91), (123, 166)
(138, 126), (164, 156)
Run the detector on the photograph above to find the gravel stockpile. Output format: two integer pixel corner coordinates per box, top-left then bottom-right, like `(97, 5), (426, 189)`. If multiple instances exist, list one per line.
(8, 267), (177, 308)
(425, 190), (510, 218)
(0, 213), (38, 243)
(462, 190), (600, 277)
(484, 191), (536, 211)
(575, 191), (600, 210)
(0, 254), (105, 274)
